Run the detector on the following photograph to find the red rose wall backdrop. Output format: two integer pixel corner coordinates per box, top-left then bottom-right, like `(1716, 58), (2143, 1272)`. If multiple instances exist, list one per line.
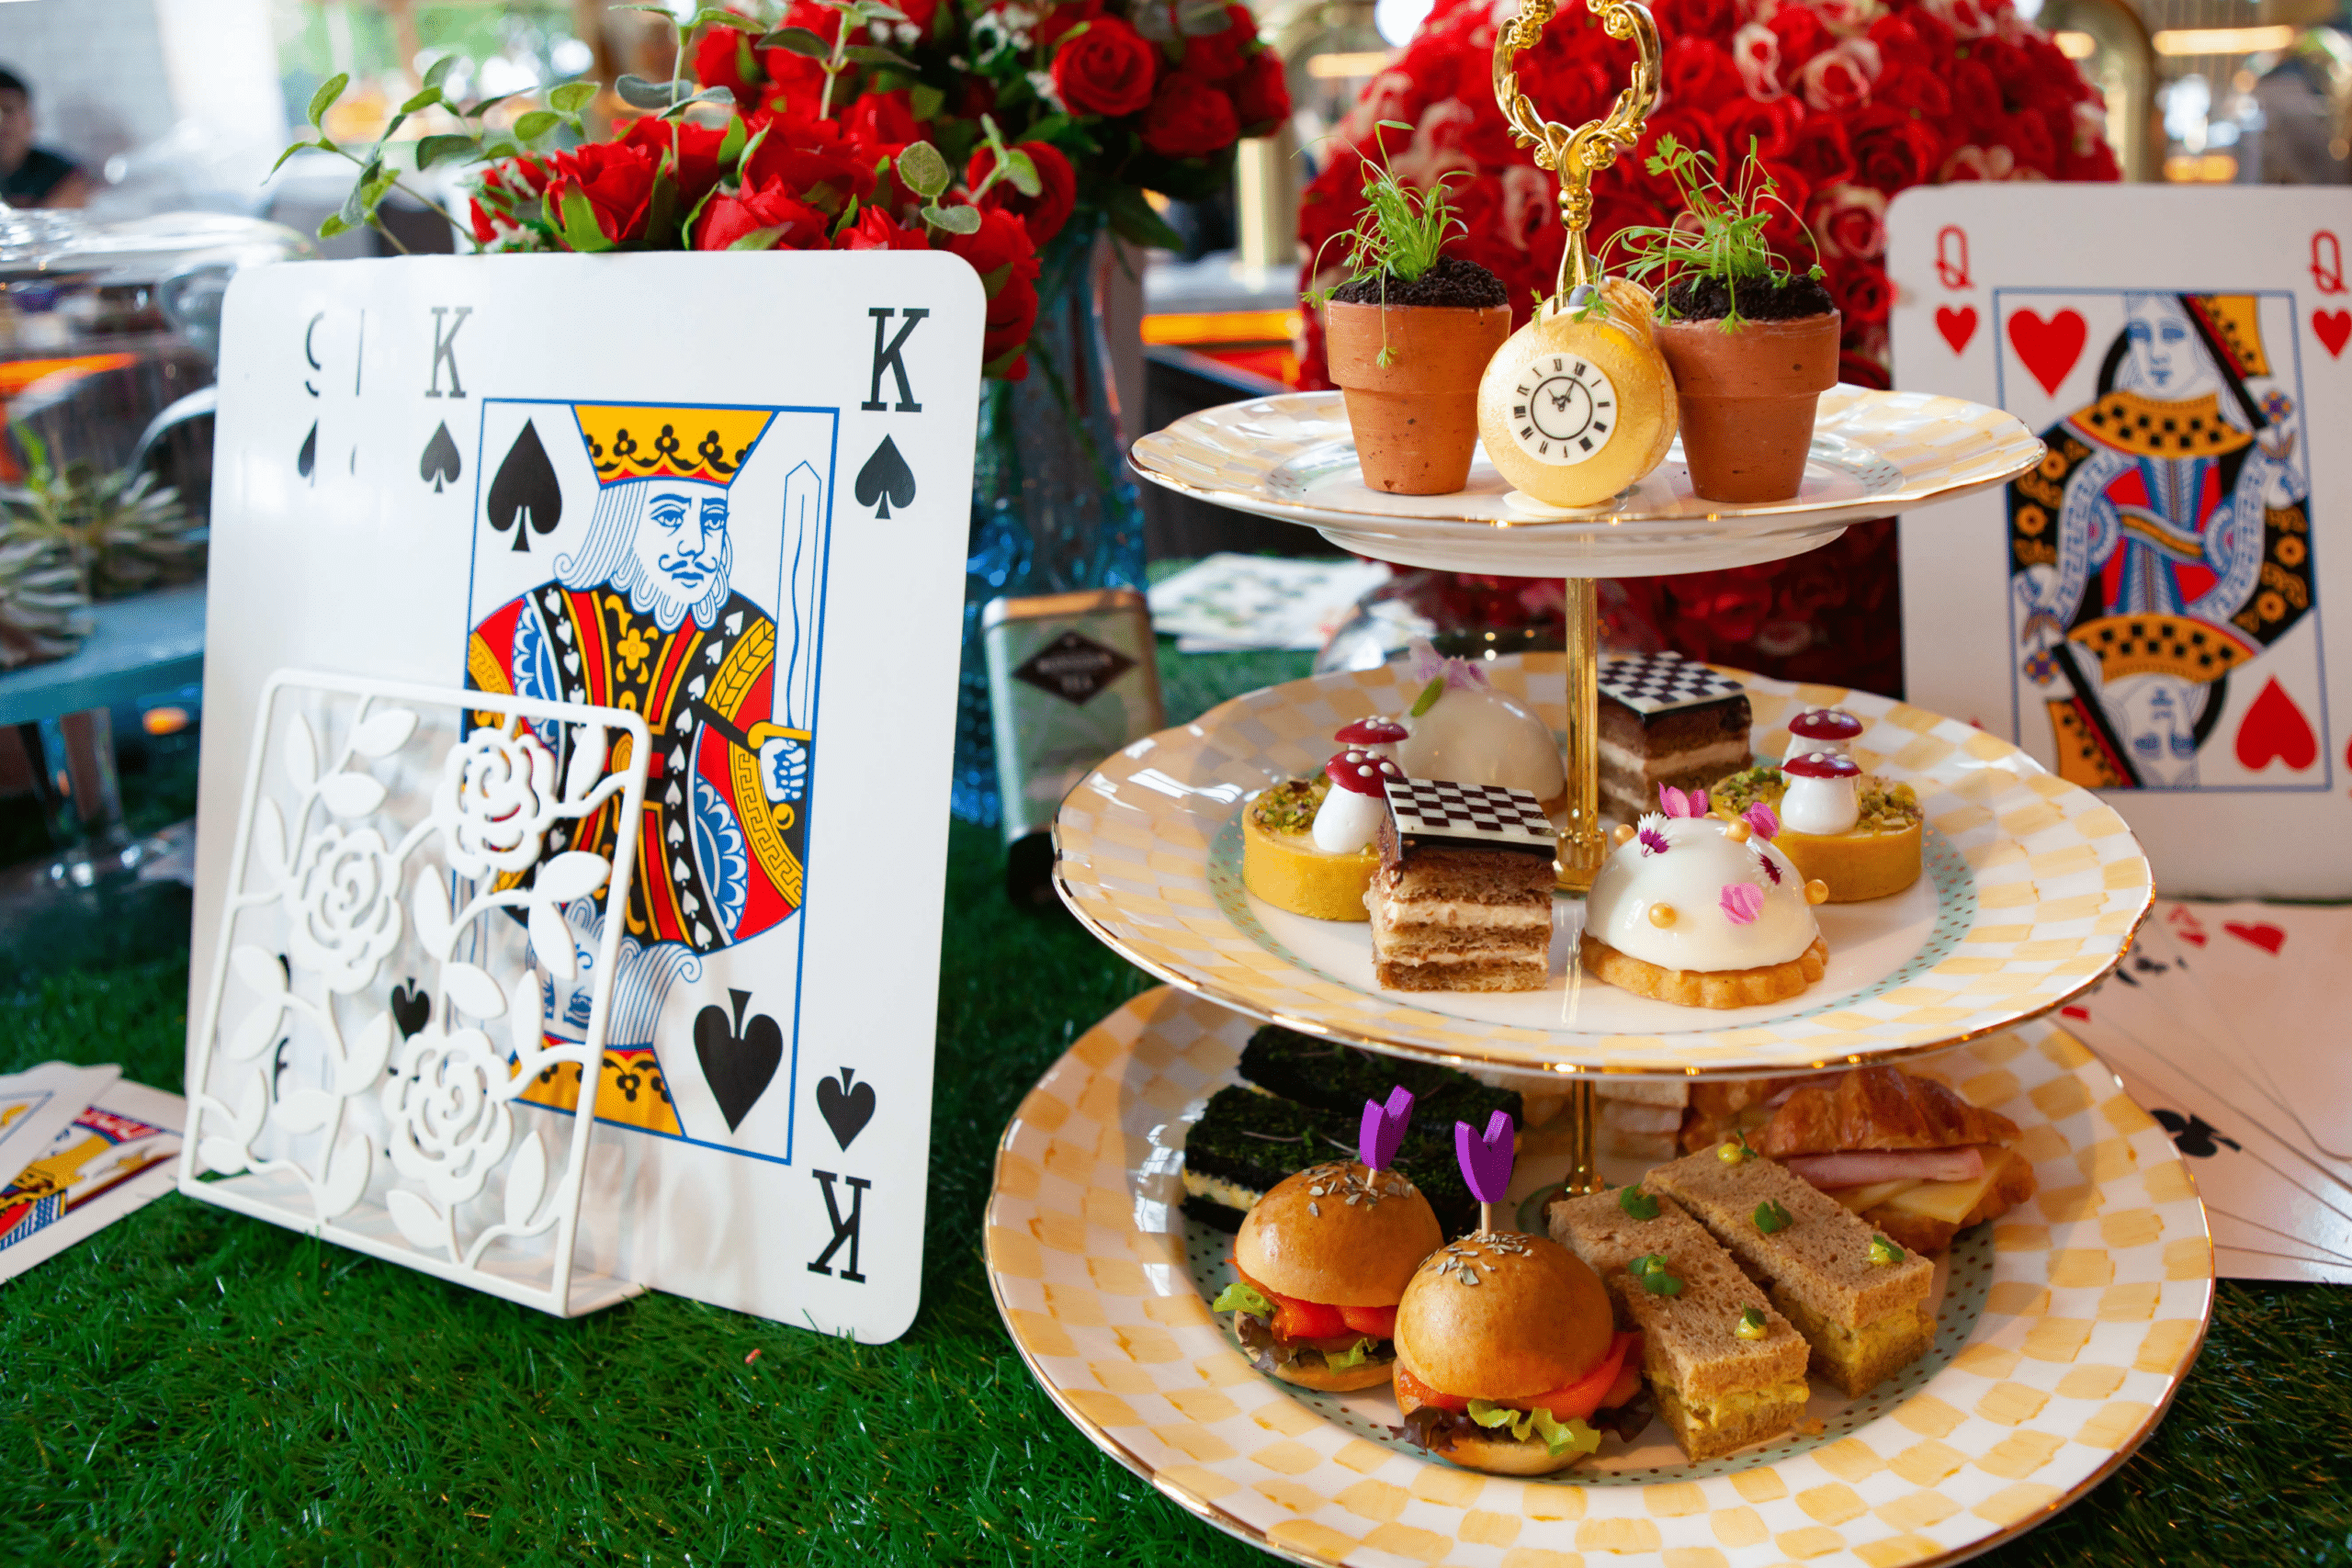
(1298, 0), (2119, 693)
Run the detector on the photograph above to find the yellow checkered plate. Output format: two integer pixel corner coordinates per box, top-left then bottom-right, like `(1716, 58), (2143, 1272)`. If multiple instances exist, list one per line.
(986, 987), (2214, 1568)
(1126, 389), (2043, 578)
(1053, 657), (2152, 1077)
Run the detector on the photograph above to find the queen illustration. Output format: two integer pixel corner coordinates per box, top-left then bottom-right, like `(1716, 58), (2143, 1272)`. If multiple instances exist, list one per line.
(2007, 294), (2314, 788)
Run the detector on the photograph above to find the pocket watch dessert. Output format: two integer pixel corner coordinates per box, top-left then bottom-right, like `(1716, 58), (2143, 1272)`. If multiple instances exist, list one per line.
(1240, 749), (1407, 921)
(1579, 790), (1830, 1009)
(1710, 760), (1923, 903)
(1478, 278), (1680, 509)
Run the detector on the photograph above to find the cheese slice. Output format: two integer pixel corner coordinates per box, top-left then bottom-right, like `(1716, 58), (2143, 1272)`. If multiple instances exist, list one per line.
(1833, 1178), (1924, 1213)
(1877, 1145), (2021, 1226)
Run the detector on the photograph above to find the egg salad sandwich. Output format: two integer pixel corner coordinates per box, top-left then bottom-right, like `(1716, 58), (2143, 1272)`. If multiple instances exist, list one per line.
(1549, 1182), (1811, 1461)
(1213, 1159), (1443, 1391)
(1646, 1141), (1936, 1397)
(1390, 1231), (1645, 1473)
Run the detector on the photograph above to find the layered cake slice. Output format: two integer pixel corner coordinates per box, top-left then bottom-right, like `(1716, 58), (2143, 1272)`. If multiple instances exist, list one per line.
(1598, 650), (1752, 827)
(1370, 776), (1556, 992)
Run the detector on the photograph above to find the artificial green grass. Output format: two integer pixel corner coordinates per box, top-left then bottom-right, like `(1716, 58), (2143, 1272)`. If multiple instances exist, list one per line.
(2, 649), (2348, 1567)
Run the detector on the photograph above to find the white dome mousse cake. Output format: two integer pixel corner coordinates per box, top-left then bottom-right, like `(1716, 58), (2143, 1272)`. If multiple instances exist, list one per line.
(1579, 806), (1830, 1009)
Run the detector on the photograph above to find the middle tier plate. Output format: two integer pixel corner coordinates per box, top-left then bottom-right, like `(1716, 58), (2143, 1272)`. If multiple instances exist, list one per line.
(1053, 656), (2153, 1077)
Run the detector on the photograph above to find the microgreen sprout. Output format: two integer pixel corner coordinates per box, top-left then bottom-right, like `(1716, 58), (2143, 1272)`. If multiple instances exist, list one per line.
(1606, 134), (1826, 330)
(1307, 120), (1468, 366)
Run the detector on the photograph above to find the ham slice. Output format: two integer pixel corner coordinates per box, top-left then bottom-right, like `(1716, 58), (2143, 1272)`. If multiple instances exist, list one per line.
(1783, 1146), (1986, 1189)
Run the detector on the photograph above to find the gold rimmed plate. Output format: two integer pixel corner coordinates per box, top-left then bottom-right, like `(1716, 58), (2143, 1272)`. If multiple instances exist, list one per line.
(1051, 657), (2152, 1078)
(985, 987), (2214, 1568)
(1126, 388), (2043, 578)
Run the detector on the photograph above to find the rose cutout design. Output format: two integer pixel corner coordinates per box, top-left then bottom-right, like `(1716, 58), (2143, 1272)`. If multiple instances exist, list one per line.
(437, 728), (561, 879)
(282, 824), (403, 995)
(381, 1026), (515, 1207)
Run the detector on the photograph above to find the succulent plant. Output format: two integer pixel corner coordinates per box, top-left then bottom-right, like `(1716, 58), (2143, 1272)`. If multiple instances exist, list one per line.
(0, 532), (91, 670)
(3, 425), (205, 601)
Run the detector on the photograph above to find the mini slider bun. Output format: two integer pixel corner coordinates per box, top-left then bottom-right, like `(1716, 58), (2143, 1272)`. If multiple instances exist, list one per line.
(1393, 1233), (1618, 1474)
(1235, 1162), (1443, 1392)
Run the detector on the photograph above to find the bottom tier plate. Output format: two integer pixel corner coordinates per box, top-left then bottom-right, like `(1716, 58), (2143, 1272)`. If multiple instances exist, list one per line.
(986, 987), (2214, 1568)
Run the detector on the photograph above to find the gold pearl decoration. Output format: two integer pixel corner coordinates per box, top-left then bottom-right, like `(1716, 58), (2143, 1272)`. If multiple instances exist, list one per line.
(1648, 903), (1678, 928)
(1804, 879), (1830, 905)
(1611, 822), (1637, 846)
(1723, 818), (1753, 843)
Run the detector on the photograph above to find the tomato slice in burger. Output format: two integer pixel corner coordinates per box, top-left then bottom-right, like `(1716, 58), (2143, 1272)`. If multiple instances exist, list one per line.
(1392, 1360), (1467, 1413)
(1229, 1260), (1352, 1342)
(1340, 1303), (1398, 1338)
(1511, 1332), (1643, 1423)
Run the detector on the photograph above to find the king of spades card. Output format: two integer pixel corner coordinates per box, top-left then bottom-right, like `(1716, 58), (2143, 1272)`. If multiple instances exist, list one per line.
(462, 400), (831, 1153)
(2005, 293), (2316, 791)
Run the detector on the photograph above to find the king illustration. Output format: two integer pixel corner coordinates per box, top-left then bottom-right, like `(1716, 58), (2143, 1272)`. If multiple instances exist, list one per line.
(2007, 294), (2315, 788)
(468, 403), (828, 1136)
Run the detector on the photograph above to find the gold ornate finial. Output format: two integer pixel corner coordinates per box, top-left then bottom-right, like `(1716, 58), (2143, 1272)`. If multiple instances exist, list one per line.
(1491, 0), (1661, 300)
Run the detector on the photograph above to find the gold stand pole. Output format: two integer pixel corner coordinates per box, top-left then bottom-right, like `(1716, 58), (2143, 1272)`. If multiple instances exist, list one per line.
(1558, 577), (1603, 893)
(1561, 1077), (1600, 1196)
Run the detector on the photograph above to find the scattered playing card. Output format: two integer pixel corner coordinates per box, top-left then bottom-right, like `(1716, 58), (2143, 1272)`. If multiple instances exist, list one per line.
(0, 1079), (183, 1284)
(1889, 186), (2352, 897)
(0, 1061), (119, 1193)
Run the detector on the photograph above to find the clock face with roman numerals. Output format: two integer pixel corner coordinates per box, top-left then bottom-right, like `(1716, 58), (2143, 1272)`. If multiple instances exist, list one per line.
(1509, 355), (1617, 466)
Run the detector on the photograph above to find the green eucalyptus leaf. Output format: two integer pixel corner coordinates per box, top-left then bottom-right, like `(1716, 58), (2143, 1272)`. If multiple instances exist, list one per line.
(423, 54), (459, 91)
(756, 26), (832, 57)
(688, 6), (757, 27)
(717, 113), (749, 170)
(614, 74), (682, 110)
(268, 139), (318, 177)
(400, 85), (444, 115)
(379, 112), (409, 144)
(318, 211), (355, 240)
(339, 179), (370, 228)
(1001, 148), (1042, 197)
(922, 200), (981, 235)
(513, 109), (561, 143)
(863, 0), (911, 20)
(909, 84), (945, 120)
(896, 141), (951, 198)
(841, 43), (917, 67)
(462, 88), (527, 118)
(548, 80), (599, 114)
(308, 73), (350, 129)
(413, 133), (481, 170)
(558, 186), (615, 253)
(685, 85), (737, 105)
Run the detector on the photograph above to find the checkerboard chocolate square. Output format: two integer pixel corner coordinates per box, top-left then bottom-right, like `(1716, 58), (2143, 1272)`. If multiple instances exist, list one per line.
(1369, 775), (1555, 993)
(1598, 650), (1752, 827)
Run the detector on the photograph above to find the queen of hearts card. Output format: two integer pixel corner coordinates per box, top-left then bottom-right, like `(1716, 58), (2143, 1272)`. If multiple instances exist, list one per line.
(2005, 293), (2315, 790)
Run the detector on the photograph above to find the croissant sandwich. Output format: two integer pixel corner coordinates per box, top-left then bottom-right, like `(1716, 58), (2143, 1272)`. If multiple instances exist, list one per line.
(1750, 1066), (2036, 1254)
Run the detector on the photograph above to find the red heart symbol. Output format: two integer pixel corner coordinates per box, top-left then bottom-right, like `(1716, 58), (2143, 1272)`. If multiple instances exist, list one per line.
(2234, 675), (2318, 773)
(2164, 907), (2207, 946)
(2061, 1006), (2091, 1021)
(2007, 308), (2087, 396)
(1936, 304), (1978, 355)
(2315, 309), (2352, 359)
(2223, 921), (2285, 956)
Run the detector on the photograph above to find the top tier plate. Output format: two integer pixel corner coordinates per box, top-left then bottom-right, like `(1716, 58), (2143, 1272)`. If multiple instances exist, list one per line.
(1128, 386), (2042, 577)
(1052, 657), (2153, 1077)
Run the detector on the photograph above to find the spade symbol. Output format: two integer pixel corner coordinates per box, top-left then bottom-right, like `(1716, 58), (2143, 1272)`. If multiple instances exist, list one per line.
(298, 421), (318, 483)
(419, 422), (461, 493)
(854, 435), (916, 519)
(390, 977), (431, 1040)
(2153, 1108), (2240, 1158)
(694, 987), (783, 1134)
(488, 419), (562, 552)
(817, 1068), (876, 1151)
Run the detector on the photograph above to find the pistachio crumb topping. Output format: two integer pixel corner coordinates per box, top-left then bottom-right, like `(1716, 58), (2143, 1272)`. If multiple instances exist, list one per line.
(1713, 764), (1921, 835)
(1250, 776), (1334, 836)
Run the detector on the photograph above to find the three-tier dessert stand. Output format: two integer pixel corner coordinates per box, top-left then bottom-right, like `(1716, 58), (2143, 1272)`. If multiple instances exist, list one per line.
(987, 2), (2208, 1561)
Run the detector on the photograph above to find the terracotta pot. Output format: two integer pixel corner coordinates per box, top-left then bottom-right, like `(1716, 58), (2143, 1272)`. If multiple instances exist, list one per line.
(1326, 299), (1512, 495)
(1652, 310), (1841, 503)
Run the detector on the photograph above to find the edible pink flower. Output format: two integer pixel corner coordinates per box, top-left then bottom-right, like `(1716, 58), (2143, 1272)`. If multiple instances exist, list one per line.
(1405, 637), (1492, 692)
(1743, 801), (1781, 840)
(1720, 884), (1765, 925)
(1659, 785), (1709, 818)
(1639, 826), (1671, 856)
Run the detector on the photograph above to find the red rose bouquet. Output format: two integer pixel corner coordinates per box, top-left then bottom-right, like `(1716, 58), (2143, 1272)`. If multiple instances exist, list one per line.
(283, 0), (1293, 382)
(1295, 0), (2117, 692)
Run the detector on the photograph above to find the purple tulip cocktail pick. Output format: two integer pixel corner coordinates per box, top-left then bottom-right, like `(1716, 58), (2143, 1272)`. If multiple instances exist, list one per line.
(1456, 1110), (1516, 1235)
(1359, 1086), (1415, 1172)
